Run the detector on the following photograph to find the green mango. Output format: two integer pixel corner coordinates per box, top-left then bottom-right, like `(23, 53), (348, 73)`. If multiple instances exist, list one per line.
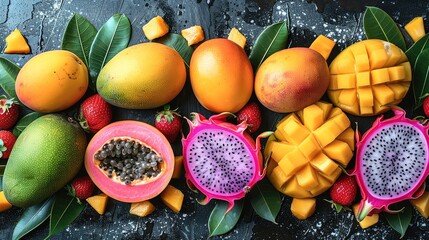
(3, 114), (87, 208)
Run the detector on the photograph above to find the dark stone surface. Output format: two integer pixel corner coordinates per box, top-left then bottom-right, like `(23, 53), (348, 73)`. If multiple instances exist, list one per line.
(0, 0), (429, 239)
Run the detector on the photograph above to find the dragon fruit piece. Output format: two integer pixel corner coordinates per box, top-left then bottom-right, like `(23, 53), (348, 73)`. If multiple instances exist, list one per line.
(182, 112), (271, 212)
(353, 107), (429, 221)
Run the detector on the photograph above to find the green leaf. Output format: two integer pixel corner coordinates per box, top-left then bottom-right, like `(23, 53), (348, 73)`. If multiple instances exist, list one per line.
(249, 21), (288, 71)
(46, 190), (85, 239)
(412, 48), (429, 108)
(0, 176), (3, 191)
(406, 33), (429, 67)
(384, 205), (412, 238)
(154, 33), (194, 68)
(208, 200), (243, 237)
(363, 6), (406, 51)
(0, 57), (20, 99)
(12, 197), (54, 240)
(248, 178), (281, 224)
(88, 14), (131, 88)
(12, 112), (44, 137)
(62, 13), (97, 67)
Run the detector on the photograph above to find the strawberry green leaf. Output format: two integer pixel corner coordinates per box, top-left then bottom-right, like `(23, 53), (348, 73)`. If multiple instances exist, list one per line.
(384, 204), (412, 238)
(405, 33), (429, 68)
(208, 200), (243, 237)
(249, 21), (289, 72)
(88, 14), (131, 89)
(248, 178), (281, 224)
(46, 190), (85, 239)
(154, 33), (193, 68)
(412, 48), (429, 109)
(12, 197), (54, 240)
(12, 112), (44, 137)
(0, 57), (20, 100)
(363, 6), (406, 51)
(62, 13), (97, 67)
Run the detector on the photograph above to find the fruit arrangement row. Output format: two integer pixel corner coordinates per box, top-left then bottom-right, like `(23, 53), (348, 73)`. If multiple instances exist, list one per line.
(1, 4), (429, 239)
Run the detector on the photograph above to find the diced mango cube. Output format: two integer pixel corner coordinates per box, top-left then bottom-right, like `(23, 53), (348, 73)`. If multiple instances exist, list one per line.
(388, 83), (409, 100)
(309, 35), (336, 60)
(356, 72), (371, 87)
(353, 204), (379, 229)
(319, 166), (342, 184)
(278, 149), (308, 177)
(368, 48), (389, 69)
(385, 44), (404, 66)
(336, 73), (356, 89)
(130, 200), (156, 217)
(4, 29), (30, 54)
(291, 198), (316, 220)
(160, 185), (184, 213)
(310, 152), (339, 176)
(360, 106), (374, 115)
(269, 166), (291, 190)
(338, 89), (357, 107)
(87, 193), (109, 215)
(313, 114), (348, 148)
(277, 114), (310, 146)
(0, 191), (13, 212)
(370, 68), (390, 85)
(310, 173), (337, 196)
(266, 140), (295, 163)
(336, 128), (355, 151)
(411, 191), (429, 218)
(301, 104), (325, 131)
(228, 27), (246, 48)
(172, 155), (183, 179)
(295, 164), (319, 191)
(405, 17), (425, 42)
(142, 16), (169, 40)
(315, 101), (333, 119)
(399, 62), (412, 81)
(323, 139), (353, 167)
(357, 87), (374, 107)
(387, 65), (406, 82)
(181, 25), (205, 46)
(372, 84), (395, 105)
(298, 135), (320, 159)
(329, 53), (355, 74)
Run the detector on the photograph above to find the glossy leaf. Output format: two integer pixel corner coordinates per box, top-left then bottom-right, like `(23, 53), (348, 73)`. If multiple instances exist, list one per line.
(62, 13), (97, 67)
(249, 21), (288, 71)
(0, 57), (20, 99)
(248, 178), (281, 224)
(384, 205), (412, 238)
(363, 6), (406, 51)
(0, 176), (3, 190)
(208, 200), (243, 237)
(46, 190), (85, 239)
(12, 197), (54, 240)
(412, 48), (429, 108)
(405, 33), (429, 67)
(88, 14), (131, 88)
(12, 112), (44, 137)
(154, 33), (194, 68)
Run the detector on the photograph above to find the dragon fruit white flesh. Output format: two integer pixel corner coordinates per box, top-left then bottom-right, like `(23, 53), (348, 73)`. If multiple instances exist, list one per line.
(353, 107), (429, 221)
(182, 112), (271, 212)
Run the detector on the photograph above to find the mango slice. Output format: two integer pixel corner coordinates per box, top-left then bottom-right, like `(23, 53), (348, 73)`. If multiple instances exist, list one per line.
(410, 191), (429, 218)
(265, 102), (354, 199)
(4, 29), (30, 54)
(86, 193), (108, 215)
(0, 191), (13, 212)
(291, 198), (316, 220)
(352, 204), (379, 229)
(181, 25), (205, 46)
(130, 200), (156, 217)
(172, 155), (183, 179)
(328, 39), (411, 116)
(160, 185), (184, 213)
(227, 27), (246, 48)
(404, 17), (425, 42)
(142, 16), (169, 40)
(309, 35), (335, 60)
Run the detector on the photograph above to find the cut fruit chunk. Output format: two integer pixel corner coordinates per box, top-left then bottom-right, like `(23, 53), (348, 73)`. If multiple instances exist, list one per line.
(410, 191), (429, 218)
(160, 185), (184, 213)
(172, 155), (183, 179)
(142, 16), (169, 40)
(0, 191), (13, 212)
(4, 29), (30, 54)
(86, 193), (109, 215)
(404, 17), (425, 42)
(291, 198), (316, 220)
(130, 200), (156, 217)
(227, 27), (246, 48)
(309, 35), (336, 60)
(181, 25), (205, 46)
(352, 204), (379, 229)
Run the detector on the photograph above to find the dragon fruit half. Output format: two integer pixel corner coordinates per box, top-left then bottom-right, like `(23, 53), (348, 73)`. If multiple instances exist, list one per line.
(182, 112), (270, 212)
(353, 107), (429, 221)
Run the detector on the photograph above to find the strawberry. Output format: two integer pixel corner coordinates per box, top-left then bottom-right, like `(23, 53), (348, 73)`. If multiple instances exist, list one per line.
(237, 102), (261, 133)
(0, 95), (19, 129)
(328, 174), (357, 212)
(68, 176), (96, 203)
(78, 94), (112, 134)
(423, 96), (429, 118)
(155, 105), (182, 142)
(0, 130), (17, 159)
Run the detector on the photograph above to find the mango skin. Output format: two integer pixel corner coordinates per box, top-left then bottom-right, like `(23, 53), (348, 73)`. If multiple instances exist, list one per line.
(97, 42), (186, 109)
(2, 114), (87, 208)
(255, 47), (330, 113)
(15, 50), (88, 113)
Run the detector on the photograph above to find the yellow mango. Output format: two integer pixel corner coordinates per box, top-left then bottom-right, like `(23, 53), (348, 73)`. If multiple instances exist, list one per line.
(368, 48), (389, 69)
(87, 193), (109, 215)
(310, 174), (337, 196)
(172, 156), (183, 179)
(301, 104), (325, 131)
(0, 191), (13, 212)
(356, 71), (371, 87)
(372, 84), (395, 105)
(315, 101), (333, 119)
(313, 113), (348, 148)
(338, 89), (357, 106)
(282, 177), (310, 198)
(370, 68), (390, 85)
(387, 65), (406, 82)
(336, 128), (355, 151)
(388, 83), (409, 100)
(4, 29), (30, 54)
(266, 140), (296, 162)
(295, 165), (319, 191)
(130, 200), (156, 217)
(357, 87), (374, 107)
(142, 16), (169, 40)
(319, 167), (342, 184)
(323, 139), (353, 167)
(269, 166), (291, 190)
(298, 135), (320, 159)
(227, 27), (246, 48)
(400, 62), (412, 81)
(329, 55), (355, 74)
(385, 44), (404, 66)
(353, 204), (379, 229)
(410, 191), (429, 218)
(277, 114), (310, 145)
(160, 185), (184, 213)
(336, 73), (356, 89)
(291, 198), (316, 220)
(404, 17), (425, 42)
(181, 25), (205, 46)
(278, 150), (308, 177)
(310, 152), (339, 175)
(309, 35), (336, 60)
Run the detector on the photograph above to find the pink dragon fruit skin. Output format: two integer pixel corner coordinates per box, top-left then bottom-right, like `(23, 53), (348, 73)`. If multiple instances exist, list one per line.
(352, 107), (429, 221)
(182, 112), (271, 212)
